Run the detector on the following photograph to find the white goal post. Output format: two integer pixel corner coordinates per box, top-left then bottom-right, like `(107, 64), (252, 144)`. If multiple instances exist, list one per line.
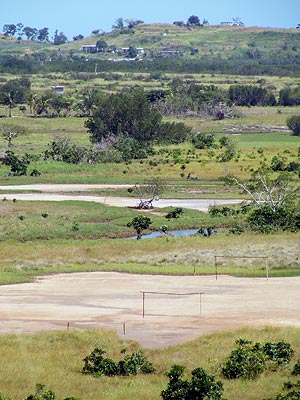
(214, 255), (269, 280)
(140, 291), (204, 318)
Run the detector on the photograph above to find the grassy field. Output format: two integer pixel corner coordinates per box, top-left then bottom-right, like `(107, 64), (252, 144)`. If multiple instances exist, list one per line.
(0, 326), (299, 400)
(0, 40), (299, 398)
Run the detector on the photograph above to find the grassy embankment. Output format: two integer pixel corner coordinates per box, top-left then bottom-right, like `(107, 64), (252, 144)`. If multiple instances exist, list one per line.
(0, 326), (300, 400)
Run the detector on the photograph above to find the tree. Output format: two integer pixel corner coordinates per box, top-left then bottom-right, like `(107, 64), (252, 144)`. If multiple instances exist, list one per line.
(287, 115), (300, 136)
(48, 95), (73, 117)
(16, 22), (24, 39)
(96, 39), (108, 52)
(53, 30), (68, 45)
(187, 15), (201, 26)
(133, 177), (165, 209)
(224, 168), (300, 232)
(127, 215), (152, 239)
(73, 34), (84, 41)
(112, 17), (125, 30)
(0, 124), (27, 147)
(85, 87), (162, 144)
(23, 26), (37, 40)
(3, 24), (17, 36)
(127, 46), (138, 58)
(37, 27), (49, 42)
(0, 78), (31, 117)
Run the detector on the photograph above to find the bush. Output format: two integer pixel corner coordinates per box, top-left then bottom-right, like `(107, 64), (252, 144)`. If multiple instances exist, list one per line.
(292, 360), (300, 376)
(287, 115), (300, 136)
(247, 204), (300, 233)
(161, 364), (225, 400)
(191, 133), (215, 149)
(263, 341), (294, 366)
(82, 348), (155, 377)
(222, 340), (266, 380)
(1, 150), (30, 176)
(222, 339), (294, 380)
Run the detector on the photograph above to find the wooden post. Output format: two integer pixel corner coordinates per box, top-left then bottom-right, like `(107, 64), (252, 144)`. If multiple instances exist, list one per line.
(214, 255), (218, 280)
(142, 292), (145, 318)
(123, 322), (126, 335)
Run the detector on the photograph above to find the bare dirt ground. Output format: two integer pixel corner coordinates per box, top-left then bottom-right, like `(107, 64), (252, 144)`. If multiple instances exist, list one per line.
(0, 184), (242, 211)
(0, 272), (299, 348)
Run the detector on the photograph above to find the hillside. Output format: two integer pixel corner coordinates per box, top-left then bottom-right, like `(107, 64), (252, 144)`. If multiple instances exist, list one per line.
(0, 24), (299, 75)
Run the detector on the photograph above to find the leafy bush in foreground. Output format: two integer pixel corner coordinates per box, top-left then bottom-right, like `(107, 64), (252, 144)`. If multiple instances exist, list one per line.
(161, 364), (225, 400)
(222, 338), (294, 380)
(82, 347), (155, 377)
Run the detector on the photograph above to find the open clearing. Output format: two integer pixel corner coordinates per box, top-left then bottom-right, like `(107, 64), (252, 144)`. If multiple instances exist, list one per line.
(0, 272), (299, 349)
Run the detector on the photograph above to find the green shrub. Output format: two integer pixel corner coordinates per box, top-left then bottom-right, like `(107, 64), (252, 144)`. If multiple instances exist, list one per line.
(263, 341), (294, 366)
(161, 364), (225, 400)
(222, 340), (266, 380)
(222, 339), (294, 380)
(292, 360), (300, 376)
(82, 348), (155, 378)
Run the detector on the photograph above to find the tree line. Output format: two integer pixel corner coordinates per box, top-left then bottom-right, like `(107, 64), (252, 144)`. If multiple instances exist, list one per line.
(1, 77), (300, 121)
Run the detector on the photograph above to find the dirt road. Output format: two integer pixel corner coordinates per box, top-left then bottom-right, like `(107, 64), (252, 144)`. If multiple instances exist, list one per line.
(0, 272), (299, 348)
(0, 184), (242, 211)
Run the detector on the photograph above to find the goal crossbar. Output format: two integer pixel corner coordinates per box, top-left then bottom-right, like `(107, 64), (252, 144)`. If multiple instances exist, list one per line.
(214, 255), (269, 280)
(140, 291), (204, 318)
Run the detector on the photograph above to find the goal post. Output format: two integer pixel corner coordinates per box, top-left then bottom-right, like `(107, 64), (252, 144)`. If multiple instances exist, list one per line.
(214, 255), (269, 280)
(140, 291), (204, 318)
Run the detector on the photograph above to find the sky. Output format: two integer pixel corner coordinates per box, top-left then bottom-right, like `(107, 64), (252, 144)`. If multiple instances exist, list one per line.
(1, 0), (299, 40)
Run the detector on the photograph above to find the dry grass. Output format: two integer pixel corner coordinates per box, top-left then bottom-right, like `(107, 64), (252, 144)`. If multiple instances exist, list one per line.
(0, 326), (299, 400)
(0, 232), (299, 282)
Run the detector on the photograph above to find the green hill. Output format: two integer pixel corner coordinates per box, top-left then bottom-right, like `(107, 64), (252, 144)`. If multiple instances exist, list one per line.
(0, 24), (299, 75)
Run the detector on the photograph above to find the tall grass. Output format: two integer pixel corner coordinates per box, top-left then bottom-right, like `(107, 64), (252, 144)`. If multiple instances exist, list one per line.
(0, 327), (299, 399)
(0, 230), (299, 284)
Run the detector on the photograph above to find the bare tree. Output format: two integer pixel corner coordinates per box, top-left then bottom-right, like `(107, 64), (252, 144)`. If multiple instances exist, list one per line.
(0, 124), (27, 147)
(224, 169), (298, 212)
(133, 177), (165, 209)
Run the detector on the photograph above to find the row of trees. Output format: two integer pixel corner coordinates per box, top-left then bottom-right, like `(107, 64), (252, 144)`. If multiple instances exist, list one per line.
(2, 23), (70, 44)
(3, 76), (299, 122)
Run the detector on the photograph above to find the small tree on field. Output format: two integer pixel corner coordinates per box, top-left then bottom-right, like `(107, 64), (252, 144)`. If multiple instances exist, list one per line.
(127, 215), (152, 239)
(287, 115), (300, 136)
(0, 124), (27, 147)
(133, 177), (165, 209)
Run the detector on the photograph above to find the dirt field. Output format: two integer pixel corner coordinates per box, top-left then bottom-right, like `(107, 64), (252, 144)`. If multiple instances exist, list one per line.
(0, 272), (299, 348)
(0, 184), (242, 211)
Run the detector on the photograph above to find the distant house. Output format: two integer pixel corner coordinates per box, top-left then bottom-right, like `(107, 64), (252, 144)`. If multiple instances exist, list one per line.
(220, 21), (233, 26)
(81, 45), (97, 53)
(51, 86), (64, 95)
(220, 21), (244, 27)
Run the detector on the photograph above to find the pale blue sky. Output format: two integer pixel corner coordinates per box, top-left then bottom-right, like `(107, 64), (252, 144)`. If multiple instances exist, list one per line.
(1, 0), (299, 40)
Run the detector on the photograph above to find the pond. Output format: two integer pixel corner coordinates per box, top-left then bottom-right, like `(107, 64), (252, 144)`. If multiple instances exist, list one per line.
(132, 229), (199, 239)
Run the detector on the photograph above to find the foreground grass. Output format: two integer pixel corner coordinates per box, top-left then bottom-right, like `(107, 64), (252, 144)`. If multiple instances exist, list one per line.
(0, 327), (299, 400)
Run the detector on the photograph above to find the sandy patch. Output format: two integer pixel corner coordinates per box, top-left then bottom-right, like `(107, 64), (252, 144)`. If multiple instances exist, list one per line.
(0, 272), (299, 348)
